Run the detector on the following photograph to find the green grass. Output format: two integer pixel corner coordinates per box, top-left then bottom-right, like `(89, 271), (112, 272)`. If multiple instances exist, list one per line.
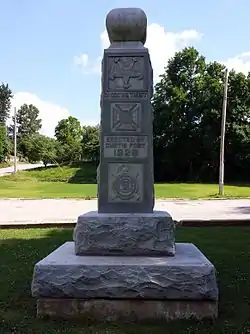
(33, 164), (96, 183)
(2, 163), (97, 183)
(0, 180), (250, 199)
(0, 164), (249, 199)
(1, 227), (250, 333)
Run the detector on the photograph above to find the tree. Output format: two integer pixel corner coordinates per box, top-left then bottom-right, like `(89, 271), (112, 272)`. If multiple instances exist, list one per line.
(152, 46), (250, 183)
(55, 116), (82, 144)
(55, 116), (82, 164)
(153, 47), (208, 181)
(196, 61), (226, 181)
(0, 125), (7, 162)
(223, 70), (250, 181)
(15, 104), (42, 138)
(0, 83), (13, 125)
(0, 125), (12, 162)
(55, 142), (82, 164)
(0, 82), (13, 162)
(81, 125), (100, 163)
(22, 134), (57, 167)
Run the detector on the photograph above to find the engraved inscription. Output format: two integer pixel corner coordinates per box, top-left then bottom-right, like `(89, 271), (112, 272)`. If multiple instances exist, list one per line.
(103, 91), (148, 100)
(108, 57), (144, 90)
(104, 135), (148, 158)
(111, 103), (141, 132)
(108, 163), (143, 203)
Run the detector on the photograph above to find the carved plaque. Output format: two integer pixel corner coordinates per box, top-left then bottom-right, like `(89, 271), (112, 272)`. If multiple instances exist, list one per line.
(104, 135), (148, 158)
(108, 57), (144, 90)
(111, 102), (141, 132)
(108, 163), (143, 203)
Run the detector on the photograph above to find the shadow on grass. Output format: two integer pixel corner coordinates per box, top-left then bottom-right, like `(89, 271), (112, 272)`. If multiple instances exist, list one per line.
(1, 227), (250, 333)
(68, 162), (97, 184)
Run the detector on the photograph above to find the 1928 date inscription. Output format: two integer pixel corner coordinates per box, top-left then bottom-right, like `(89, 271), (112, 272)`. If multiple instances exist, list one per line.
(104, 135), (148, 159)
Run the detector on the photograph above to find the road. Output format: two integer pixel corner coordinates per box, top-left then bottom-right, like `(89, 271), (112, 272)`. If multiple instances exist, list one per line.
(0, 198), (250, 225)
(1, 163), (250, 225)
(0, 163), (44, 176)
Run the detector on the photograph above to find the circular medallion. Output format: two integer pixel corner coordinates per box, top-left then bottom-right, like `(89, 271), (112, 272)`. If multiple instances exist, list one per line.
(112, 171), (138, 200)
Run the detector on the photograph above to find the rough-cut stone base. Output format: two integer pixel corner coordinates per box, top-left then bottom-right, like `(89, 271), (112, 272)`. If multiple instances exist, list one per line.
(37, 298), (218, 321)
(74, 211), (175, 256)
(31, 242), (218, 300)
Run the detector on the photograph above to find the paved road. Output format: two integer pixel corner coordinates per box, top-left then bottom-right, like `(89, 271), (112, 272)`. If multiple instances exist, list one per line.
(0, 163), (44, 176)
(0, 198), (250, 225)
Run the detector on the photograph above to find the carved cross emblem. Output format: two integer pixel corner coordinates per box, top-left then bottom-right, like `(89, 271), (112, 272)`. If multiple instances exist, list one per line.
(111, 103), (141, 132)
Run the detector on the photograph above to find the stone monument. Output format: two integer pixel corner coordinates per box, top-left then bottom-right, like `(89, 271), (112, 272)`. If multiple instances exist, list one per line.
(31, 7), (219, 321)
(98, 7), (154, 214)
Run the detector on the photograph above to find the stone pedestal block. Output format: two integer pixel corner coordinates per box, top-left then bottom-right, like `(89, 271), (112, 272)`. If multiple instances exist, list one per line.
(31, 242), (218, 301)
(73, 211), (175, 256)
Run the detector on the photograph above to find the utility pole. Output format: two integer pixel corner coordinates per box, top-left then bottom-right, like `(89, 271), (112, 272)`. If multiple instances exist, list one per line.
(219, 68), (229, 195)
(13, 107), (17, 174)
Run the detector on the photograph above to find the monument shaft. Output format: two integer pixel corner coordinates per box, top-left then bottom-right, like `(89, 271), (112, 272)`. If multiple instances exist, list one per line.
(98, 47), (154, 213)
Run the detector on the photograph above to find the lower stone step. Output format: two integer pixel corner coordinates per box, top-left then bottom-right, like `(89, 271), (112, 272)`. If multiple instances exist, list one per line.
(31, 242), (218, 301)
(36, 298), (218, 320)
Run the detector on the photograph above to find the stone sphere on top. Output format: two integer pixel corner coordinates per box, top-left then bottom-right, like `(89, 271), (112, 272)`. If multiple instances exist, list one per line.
(106, 8), (147, 45)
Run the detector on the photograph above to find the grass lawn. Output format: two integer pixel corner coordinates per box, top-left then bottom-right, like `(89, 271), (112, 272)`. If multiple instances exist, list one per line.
(1, 227), (250, 333)
(0, 164), (249, 199)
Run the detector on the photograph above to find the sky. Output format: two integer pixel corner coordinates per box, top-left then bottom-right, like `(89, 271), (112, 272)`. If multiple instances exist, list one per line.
(1, 0), (250, 137)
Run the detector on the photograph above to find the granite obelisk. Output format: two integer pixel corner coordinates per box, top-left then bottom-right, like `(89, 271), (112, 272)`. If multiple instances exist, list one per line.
(98, 8), (154, 213)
